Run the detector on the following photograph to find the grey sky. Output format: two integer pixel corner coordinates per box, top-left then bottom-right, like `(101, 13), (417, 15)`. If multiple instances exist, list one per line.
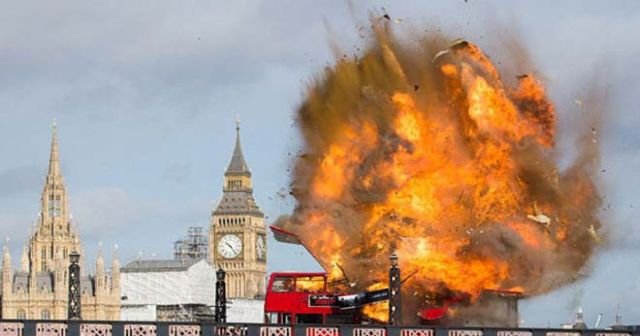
(0, 0), (639, 327)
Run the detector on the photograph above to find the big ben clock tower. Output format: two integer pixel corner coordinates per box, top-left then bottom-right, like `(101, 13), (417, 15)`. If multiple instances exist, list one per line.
(209, 121), (266, 299)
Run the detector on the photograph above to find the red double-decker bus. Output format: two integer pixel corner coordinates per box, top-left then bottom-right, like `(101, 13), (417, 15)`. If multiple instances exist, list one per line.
(264, 272), (362, 325)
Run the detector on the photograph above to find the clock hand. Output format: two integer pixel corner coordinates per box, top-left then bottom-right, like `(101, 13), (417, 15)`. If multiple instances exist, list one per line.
(226, 242), (239, 254)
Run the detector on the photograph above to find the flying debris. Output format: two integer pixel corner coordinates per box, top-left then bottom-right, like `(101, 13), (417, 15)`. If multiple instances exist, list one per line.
(432, 49), (450, 63)
(432, 39), (469, 64)
(588, 225), (600, 242)
(527, 202), (551, 232)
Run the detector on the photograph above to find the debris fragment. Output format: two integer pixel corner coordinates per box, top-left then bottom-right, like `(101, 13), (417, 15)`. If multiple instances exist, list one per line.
(527, 202), (551, 225)
(588, 225), (600, 242)
(527, 202), (551, 234)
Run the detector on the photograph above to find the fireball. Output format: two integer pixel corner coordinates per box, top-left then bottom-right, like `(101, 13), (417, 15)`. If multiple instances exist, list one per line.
(281, 19), (602, 322)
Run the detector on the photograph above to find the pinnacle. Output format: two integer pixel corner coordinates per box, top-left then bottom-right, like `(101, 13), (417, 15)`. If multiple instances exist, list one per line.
(225, 122), (251, 176)
(47, 120), (62, 178)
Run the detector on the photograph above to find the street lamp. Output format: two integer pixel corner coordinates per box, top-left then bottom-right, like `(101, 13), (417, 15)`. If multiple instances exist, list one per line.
(215, 268), (226, 323)
(388, 252), (401, 325)
(68, 251), (81, 320)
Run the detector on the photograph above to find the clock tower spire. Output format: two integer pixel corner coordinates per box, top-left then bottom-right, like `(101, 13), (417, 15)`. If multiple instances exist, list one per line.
(209, 121), (266, 299)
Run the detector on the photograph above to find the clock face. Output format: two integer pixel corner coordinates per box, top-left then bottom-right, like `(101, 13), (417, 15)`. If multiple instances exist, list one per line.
(218, 234), (242, 259)
(256, 235), (266, 260)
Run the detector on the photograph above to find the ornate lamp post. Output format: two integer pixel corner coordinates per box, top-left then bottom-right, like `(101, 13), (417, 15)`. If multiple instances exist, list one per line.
(215, 268), (227, 323)
(68, 251), (81, 320)
(388, 252), (402, 325)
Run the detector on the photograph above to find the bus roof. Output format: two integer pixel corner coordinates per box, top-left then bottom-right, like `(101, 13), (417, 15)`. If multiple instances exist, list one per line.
(269, 271), (327, 277)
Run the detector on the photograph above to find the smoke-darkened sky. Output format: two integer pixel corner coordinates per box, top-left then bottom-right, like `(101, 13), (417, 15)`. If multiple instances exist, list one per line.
(0, 0), (639, 327)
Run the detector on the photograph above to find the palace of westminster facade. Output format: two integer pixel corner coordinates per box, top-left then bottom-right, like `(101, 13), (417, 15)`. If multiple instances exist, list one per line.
(0, 122), (266, 319)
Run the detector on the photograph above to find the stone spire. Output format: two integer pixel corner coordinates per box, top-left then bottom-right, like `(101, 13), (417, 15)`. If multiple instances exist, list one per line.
(41, 120), (68, 221)
(20, 245), (29, 272)
(31, 121), (79, 273)
(2, 239), (12, 297)
(214, 121), (262, 215)
(96, 243), (105, 275)
(96, 243), (106, 296)
(225, 119), (251, 177)
(2, 239), (11, 270)
(48, 120), (62, 179)
(110, 245), (120, 295)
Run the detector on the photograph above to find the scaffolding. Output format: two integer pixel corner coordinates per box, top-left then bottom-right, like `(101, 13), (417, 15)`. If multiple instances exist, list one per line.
(173, 226), (208, 261)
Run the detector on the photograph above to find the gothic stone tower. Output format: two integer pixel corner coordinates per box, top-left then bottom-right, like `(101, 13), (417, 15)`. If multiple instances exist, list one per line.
(209, 123), (266, 299)
(0, 122), (121, 320)
(31, 122), (81, 275)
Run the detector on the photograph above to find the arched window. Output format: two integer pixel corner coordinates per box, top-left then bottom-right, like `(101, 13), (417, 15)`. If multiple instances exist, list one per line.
(41, 309), (50, 320)
(16, 309), (26, 319)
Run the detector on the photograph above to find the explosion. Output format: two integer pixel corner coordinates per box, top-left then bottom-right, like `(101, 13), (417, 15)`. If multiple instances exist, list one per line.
(278, 20), (602, 323)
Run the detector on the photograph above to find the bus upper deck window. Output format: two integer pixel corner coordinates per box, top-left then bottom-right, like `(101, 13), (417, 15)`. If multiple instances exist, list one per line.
(271, 276), (294, 292)
(295, 276), (325, 293)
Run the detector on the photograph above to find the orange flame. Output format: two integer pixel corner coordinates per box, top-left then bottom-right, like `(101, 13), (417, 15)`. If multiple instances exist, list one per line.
(283, 24), (602, 322)
(361, 283), (389, 322)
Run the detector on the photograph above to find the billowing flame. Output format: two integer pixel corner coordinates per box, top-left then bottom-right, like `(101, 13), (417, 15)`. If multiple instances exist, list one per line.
(280, 21), (602, 323)
(295, 275), (325, 293)
(361, 282), (389, 323)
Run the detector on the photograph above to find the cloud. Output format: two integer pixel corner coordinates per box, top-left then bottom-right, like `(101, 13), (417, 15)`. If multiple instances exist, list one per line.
(0, 0), (342, 124)
(70, 186), (210, 263)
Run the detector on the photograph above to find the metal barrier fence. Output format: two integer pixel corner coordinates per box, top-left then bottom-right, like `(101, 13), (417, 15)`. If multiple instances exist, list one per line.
(0, 321), (636, 336)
